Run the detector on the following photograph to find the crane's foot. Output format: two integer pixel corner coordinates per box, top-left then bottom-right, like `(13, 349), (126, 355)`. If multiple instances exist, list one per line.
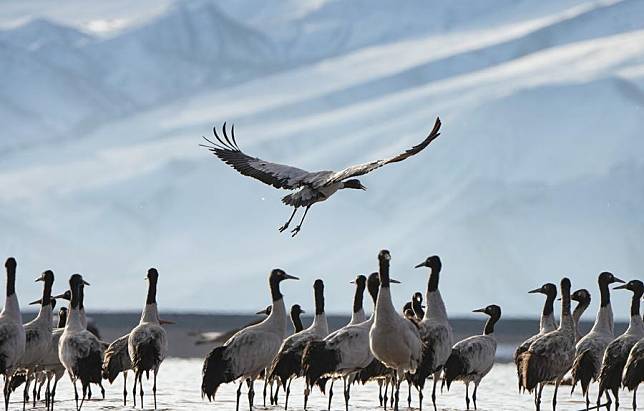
(278, 223), (289, 232)
(290, 226), (301, 237)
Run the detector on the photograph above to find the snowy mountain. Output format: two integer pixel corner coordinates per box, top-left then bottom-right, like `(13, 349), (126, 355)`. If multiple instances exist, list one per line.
(1, 0), (643, 319)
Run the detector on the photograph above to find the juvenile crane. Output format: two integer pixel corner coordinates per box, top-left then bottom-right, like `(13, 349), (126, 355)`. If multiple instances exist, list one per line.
(597, 279), (644, 409)
(269, 279), (328, 410)
(102, 334), (131, 406)
(521, 278), (576, 411)
(18, 269), (54, 409)
(0, 257), (26, 411)
(369, 250), (423, 411)
(443, 304), (501, 410)
(58, 274), (102, 411)
(38, 304), (67, 410)
(571, 289), (592, 342)
(409, 255), (454, 410)
(201, 269), (298, 411)
(514, 283), (557, 394)
(201, 118), (442, 235)
(570, 272), (623, 409)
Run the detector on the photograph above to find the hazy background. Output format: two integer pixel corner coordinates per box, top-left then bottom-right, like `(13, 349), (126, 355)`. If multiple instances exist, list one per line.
(1, 0), (642, 319)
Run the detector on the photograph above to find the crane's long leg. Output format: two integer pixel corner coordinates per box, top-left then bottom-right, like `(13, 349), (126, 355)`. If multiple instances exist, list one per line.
(473, 381), (479, 410)
(304, 382), (310, 410)
(632, 386), (637, 411)
(552, 379), (561, 411)
(328, 379), (334, 411)
(72, 379), (79, 411)
(262, 373), (268, 407)
(343, 376), (351, 411)
(132, 371), (138, 408)
(236, 380), (243, 411)
(247, 378), (255, 410)
(290, 206), (311, 237)
(139, 372), (144, 409)
(4, 373), (11, 411)
(279, 208), (298, 232)
(123, 371), (128, 406)
(431, 370), (440, 410)
(407, 375), (412, 408)
(285, 378), (292, 411)
(153, 370), (158, 410)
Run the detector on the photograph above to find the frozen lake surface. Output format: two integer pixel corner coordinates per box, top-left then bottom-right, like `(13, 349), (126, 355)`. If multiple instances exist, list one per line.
(14, 359), (641, 410)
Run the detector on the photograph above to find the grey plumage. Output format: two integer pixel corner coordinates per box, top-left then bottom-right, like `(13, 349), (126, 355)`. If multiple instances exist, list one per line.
(201, 118), (442, 235)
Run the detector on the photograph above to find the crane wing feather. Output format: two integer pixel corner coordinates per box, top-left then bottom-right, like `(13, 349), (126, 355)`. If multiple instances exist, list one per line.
(201, 123), (315, 190)
(316, 117), (442, 186)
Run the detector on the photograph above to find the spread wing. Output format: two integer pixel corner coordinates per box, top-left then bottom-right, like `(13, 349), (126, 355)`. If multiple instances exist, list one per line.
(315, 117), (442, 187)
(201, 123), (315, 190)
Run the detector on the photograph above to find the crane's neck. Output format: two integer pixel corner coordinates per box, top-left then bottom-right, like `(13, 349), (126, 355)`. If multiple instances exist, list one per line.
(559, 286), (574, 334)
(483, 314), (499, 335)
(311, 284), (328, 335)
(590, 302), (614, 335)
(291, 310), (303, 333)
(66, 306), (85, 332)
(141, 277), (160, 324)
(572, 298), (589, 328)
(57, 311), (67, 328)
(625, 292), (644, 336)
(599, 279), (612, 307)
(2, 263), (20, 321)
(423, 262), (448, 322)
(34, 301), (53, 326)
(351, 282), (366, 324)
(268, 297), (287, 338)
(540, 291), (556, 333)
(374, 285), (397, 324)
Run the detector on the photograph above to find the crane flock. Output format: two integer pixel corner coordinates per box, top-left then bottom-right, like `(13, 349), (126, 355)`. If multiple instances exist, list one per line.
(0, 252), (641, 411)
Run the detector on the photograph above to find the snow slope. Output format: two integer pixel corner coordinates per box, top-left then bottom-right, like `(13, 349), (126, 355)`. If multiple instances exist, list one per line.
(0, 0), (643, 318)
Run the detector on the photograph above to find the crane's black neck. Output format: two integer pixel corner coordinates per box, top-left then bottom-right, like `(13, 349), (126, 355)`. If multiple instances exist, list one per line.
(353, 281), (365, 314)
(270, 276), (283, 302)
(543, 288), (556, 317)
(631, 289), (643, 317)
(599, 275), (612, 307)
(291, 309), (303, 332)
(314, 281), (325, 315)
(379, 258), (390, 288)
(561, 280), (571, 318)
(412, 298), (424, 318)
(70, 282), (82, 310)
(427, 262), (441, 293)
(367, 273), (379, 304)
(41, 271), (54, 307)
(483, 314), (500, 335)
(5, 258), (16, 297)
(58, 308), (67, 327)
(146, 276), (158, 305)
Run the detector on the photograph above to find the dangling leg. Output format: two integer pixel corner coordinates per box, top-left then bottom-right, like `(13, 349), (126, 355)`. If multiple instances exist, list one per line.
(279, 208), (298, 232)
(328, 379), (334, 411)
(236, 380), (243, 411)
(247, 378), (255, 410)
(153, 369), (158, 410)
(290, 206), (311, 237)
(123, 371), (128, 406)
(473, 381), (479, 410)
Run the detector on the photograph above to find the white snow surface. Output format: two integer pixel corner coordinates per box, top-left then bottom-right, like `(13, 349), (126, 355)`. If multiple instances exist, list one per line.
(0, 0), (643, 318)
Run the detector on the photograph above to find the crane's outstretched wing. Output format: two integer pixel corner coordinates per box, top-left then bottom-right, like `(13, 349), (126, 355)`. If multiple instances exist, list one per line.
(315, 117), (442, 187)
(201, 123), (315, 190)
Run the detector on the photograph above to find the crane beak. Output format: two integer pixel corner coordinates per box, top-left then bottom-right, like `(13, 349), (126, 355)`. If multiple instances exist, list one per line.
(414, 262), (425, 269)
(390, 279), (401, 284)
(255, 309), (268, 315)
(613, 283), (629, 290)
(29, 298), (42, 306)
(360, 184), (367, 191)
(613, 276), (625, 284)
(300, 309), (306, 314)
(82, 280), (90, 286)
(35, 277), (44, 283)
(527, 287), (542, 294)
(52, 292), (67, 300)
(349, 280), (355, 284)
(159, 319), (175, 325)
(283, 274), (299, 281)
(472, 308), (486, 313)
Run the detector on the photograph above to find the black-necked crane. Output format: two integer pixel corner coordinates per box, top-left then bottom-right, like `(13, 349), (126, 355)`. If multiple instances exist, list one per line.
(622, 335), (644, 411)
(58, 274), (102, 411)
(570, 272), (623, 409)
(443, 304), (501, 410)
(269, 279), (328, 410)
(201, 269), (298, 411)
(0, 257), (26, 411)
(103, 334), (131, 406)
(38, 304), (67, 410)
(302, 272), (382, 411)
(201, 119), (442, 236)
(411, 292), (425, 319)
(571, 288), (591, 342)
(409, 255), (454, 410)
(128, 268), (168, 410)
(267, 304), (304, 406)
(369, 250), (423, 411)
(514, 282), (557, 395)
(303, 274), (367, 409)
(597, 279), (644, 409)
(355, 357), (395, 408)
(521, 277), (576, 411)
(17, 269), (54, 409)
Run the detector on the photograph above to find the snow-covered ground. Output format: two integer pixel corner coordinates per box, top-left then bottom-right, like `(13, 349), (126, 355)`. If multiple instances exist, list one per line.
(1, 0), (642, 317)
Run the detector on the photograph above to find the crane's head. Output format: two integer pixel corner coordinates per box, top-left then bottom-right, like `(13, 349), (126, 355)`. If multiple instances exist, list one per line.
(571, 289), (591, 304)
(343, 179), (366, 190)
(414, 255), (441, 270)
(528, 282), (557, 296)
